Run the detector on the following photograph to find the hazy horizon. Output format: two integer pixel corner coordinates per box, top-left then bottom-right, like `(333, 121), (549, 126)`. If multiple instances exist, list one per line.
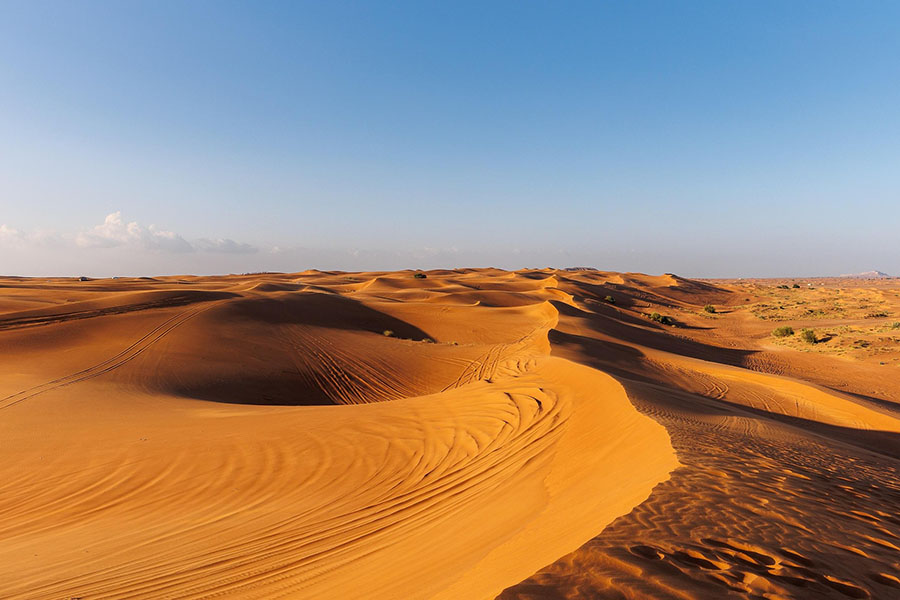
(2, 1), (899, 278)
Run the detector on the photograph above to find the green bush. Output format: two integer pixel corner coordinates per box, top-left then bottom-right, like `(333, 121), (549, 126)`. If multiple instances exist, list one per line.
(891, 322), (900, 329)
(602, 295), (616, 304)
(703, 304), (716, 313)
(792, 283), (800, 288)
(772, 326), (795, 338)
(800, 328), (817, 344)
(413, 272), (427, 279)
(649, 312), (675, 326)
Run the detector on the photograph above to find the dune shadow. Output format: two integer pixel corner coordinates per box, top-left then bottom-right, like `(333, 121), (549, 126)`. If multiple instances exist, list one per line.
(162, 292), (435, 406)
(551, 300), (756, 367)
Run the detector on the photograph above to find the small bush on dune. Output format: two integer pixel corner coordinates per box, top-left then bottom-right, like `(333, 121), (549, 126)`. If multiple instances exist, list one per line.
(649, 312), (675, 326)
(413, 272), (427, 279)
(792, 283), (801, 288)
(892, 322), (900, 329)
(602, 295), (616, 304)
(383, 330), (394, 337)
(772, 326), (795, 338)
(703, 304), (716, 313)
(800, 328), (817, 344)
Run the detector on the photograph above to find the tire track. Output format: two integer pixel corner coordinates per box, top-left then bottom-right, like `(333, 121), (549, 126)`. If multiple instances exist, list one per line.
(0, 304), (215, 410)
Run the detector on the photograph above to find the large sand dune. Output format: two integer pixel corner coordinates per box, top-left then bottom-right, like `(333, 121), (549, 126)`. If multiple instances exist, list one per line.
(1, 270), (898, 599)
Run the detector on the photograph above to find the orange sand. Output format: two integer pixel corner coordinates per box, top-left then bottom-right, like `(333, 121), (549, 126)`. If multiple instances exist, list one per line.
(1, 270), (898, 599)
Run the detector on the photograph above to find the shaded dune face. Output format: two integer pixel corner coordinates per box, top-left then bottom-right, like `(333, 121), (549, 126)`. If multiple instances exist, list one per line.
(115, 293), (446, 406)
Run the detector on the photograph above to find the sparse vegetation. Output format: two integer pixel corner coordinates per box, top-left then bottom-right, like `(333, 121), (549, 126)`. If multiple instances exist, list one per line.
(413, 272), (427, 279)
(892, 322), (900, 329)
(792, 283), (801, 288)
(776, 284), (789, 289)
(649, 312), (675, 326)
(865, 311), (889, 318)
(703, 304), (716, 313)
(773, 326), (795, 338)
(382, 330), (394, 337)
(800, 328), (817, 344)
(602, 295), (616, 304)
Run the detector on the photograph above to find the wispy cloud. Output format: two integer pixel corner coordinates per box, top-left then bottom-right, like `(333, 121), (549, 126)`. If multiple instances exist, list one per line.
(74, 212), (194, 252)
(195, 238), (258, 254)
(2, 212), (257, 255)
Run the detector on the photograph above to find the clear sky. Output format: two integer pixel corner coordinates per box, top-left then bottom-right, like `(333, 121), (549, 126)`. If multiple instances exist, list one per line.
(1, 1), (898, 277)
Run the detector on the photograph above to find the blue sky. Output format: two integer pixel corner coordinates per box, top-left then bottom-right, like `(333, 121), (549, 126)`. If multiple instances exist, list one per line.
(1, 1), (898, 277)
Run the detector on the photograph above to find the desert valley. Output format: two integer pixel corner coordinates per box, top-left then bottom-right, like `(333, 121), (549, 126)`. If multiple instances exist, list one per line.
(1, 268), (898, 599)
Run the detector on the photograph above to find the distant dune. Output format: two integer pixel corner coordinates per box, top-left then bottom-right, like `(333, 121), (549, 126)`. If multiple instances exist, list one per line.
(1, 270), (898, 599)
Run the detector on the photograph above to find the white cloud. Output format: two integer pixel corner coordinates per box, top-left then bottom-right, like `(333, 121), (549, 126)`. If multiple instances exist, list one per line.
(195, 238), (258, 254)
(2, 211), (258, 259)
(0, 224), (21, 245)
(75, 211), (193, 252)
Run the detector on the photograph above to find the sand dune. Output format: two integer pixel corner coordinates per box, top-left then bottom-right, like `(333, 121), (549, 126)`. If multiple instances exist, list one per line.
(1, 270), (898, 599)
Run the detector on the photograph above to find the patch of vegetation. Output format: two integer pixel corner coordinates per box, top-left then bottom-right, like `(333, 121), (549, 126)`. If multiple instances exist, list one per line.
(776, 284), (790, 289)
(865, 311), (889, 318)
(602, 295), (616, 304)
(421, 337), (434, 343)
(383, 330), (395, 337)
(772, 326), (795, 338)
(703, 304), (716, 313)
(792, 283), (801, 288)
(800, 328), (817, 344)
(413, 272), (427, 279)
(892, 322), (900, 329)
(649, 312), (675, 326)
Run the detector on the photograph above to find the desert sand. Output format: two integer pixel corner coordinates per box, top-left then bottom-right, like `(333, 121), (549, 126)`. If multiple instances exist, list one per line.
(1, 269), (898, 599)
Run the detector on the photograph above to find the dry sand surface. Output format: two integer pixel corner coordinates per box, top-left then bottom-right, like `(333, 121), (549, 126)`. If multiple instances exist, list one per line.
(1, 270), (898, 599)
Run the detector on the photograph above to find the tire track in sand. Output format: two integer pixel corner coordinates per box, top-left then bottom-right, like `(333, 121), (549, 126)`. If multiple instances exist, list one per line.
(0, 304), (215, 410)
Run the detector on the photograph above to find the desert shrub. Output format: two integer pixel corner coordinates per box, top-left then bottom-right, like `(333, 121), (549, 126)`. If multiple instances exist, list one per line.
(421, 337), (434, 343)
(891, 322), (900, 329)
(800, 328), (817, 344)
(602, 295), (616, 304)
(792, 283), (800, 288)
(865, 311), (889, 318)
(776, 284), (789, 289)
(772, 326), (795, 338)
(649, 312), (675, 326)
(703, 304), (716, 313)
(383, 330), (394, 337)
(413, 272), (427, 279)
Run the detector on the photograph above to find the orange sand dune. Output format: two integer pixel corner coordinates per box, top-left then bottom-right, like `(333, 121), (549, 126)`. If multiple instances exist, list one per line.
(2, 270), (899, 599)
